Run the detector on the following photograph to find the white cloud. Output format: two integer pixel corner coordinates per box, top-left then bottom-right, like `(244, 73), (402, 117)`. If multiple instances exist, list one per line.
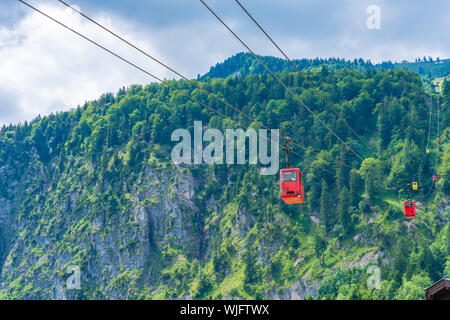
(0, 2), (171, 126)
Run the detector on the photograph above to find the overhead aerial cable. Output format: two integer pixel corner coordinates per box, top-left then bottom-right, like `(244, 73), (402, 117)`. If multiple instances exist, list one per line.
(430, 97), (440, 183)
(433, 98), (441, 179)
(422, 98), (441, 198)
(412, 95), (433, 181)
(56, 0), (356, 171)
(199, 0), (365, 162)
(56, 0), (324, 158)
(18, 0), (313, 174)
(23, 0), (354, 174)
(233, 0), (374, 156)
(19, 0), (296, 166)
(280, 137), (305, 204)
(55, 0), (274, 133)
(16, 0), (236, 125)
(426, 95), (433, 154)
(18, 0), (358, 208)
(403, 200), (416, 219)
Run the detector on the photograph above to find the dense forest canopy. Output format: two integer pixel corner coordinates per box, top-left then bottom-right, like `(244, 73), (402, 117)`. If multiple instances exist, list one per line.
(0, 65), (449, 299)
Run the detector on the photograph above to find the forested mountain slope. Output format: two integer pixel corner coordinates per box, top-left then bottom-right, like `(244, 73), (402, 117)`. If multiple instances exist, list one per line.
(0, 66), (449, 299)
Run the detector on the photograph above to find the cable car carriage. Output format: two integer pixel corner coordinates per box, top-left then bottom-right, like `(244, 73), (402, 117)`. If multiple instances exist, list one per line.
(403, 201), (416, 219)
(280, 168), (305, 204)
(280, 137), (305, 204)
(432, 175), (437, 183)
(412, 182), (418, 190)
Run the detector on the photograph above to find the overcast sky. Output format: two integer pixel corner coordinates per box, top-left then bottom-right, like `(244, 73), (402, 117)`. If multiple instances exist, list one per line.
(1, 0), (449, 126)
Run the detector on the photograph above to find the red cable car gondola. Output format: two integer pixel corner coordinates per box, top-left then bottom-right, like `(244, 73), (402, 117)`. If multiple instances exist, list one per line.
(280, 137), (305, 204)
(403, 200), (416, 219)
(280, 168), (305, 204)
(432, 175), (437, 183)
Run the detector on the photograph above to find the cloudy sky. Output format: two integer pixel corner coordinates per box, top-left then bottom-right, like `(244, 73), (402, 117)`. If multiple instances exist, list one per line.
(1, 0), (449, 126)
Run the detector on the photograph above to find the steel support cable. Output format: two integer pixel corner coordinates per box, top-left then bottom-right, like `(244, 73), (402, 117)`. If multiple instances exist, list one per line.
(57, 0), (333, 162)
(56, 0), (354, 170)
(423, 98), (441, 199)
(22, 0), (353, 174)
(423, 180), (434, 198)
(426, 96), (433, 152)
(20, 0), (299, 168)
(413, 95), (433, 179)
(234, 0), (374, 156)
(435, 98), (440, 175)
(199, 0), (364, 162)
(19, 0), (347, 190)
(18, 0), (309, 173)
(19, 1), (276, 144)
(57, 0), (271, 133)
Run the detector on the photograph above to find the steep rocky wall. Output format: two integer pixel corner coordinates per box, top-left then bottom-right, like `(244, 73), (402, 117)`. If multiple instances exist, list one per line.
(0, 159), (204, 299)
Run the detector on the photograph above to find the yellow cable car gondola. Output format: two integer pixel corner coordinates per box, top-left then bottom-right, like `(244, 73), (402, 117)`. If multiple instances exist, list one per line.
(412, 182), (418, 190)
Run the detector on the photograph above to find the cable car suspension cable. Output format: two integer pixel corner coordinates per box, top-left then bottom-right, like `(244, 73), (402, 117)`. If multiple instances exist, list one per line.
(19, 0), (314, 175)
(233, 0), (374, 157)
(56, 0), (336, 163)
(20, 0), (353, 204)
(17, 0), (250, 130)
(199, 0), (365, 162)
(423, 98), (442, 199)
(434, 98), (440, 176)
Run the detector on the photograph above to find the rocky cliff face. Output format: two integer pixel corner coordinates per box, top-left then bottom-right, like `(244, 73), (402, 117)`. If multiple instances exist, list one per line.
(0, 148), (207, 299)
